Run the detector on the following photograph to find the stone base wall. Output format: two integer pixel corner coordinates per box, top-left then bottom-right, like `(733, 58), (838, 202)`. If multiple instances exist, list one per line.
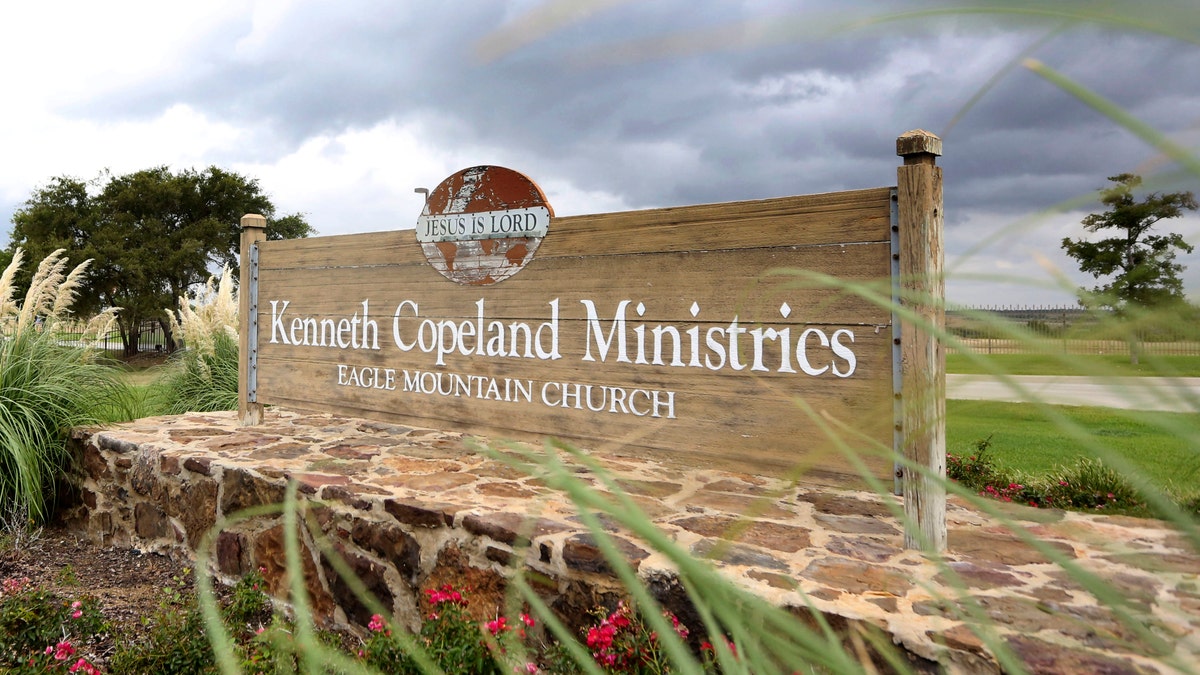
(59, 411), (1200, 674)
(63, 429), (640, 636)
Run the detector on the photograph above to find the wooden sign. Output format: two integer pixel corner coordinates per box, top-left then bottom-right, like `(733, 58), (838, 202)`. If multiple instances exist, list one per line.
(244, 192), (899, 484)
(239, 132), (945, 546)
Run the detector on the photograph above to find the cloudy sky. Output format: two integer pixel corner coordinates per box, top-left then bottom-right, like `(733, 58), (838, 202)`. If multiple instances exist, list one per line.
(2, 0), (1198, 306)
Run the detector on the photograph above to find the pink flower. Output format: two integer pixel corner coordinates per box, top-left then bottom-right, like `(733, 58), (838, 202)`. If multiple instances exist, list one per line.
(2, 577), (30, 595)
(515, 662), (538, 674)
(52, 641), (76, 660)
(520, 612), (535, 627)
(667, 611), (689, 639)
(587, 624), (617, 650)
(69, 658), (100, 674)
(424, 584), (468, 607)
(486, 616), (508, 635)
(368, 614), (386, 633)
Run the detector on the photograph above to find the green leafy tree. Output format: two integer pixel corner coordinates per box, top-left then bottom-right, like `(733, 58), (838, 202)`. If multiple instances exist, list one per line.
(1061, 173), (1197, 362)
(9, 167), (313, 355)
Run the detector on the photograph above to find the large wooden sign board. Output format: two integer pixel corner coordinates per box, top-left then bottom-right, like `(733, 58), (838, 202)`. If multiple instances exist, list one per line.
(240, 132), (944, 503)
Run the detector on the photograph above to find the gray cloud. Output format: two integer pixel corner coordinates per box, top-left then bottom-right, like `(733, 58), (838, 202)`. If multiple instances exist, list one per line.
(27, 1), (1200, 303)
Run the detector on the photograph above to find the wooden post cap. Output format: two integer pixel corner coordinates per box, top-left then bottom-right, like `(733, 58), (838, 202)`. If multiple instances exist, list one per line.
(896, 130), (943, 159)
(241, 213), (267, 229)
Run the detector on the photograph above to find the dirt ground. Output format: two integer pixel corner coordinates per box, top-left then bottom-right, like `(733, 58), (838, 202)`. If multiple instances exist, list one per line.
(0, 523), (199, 665)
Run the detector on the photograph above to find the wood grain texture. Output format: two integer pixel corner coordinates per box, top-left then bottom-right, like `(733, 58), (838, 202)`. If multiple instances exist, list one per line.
(245, 191), (898, 484)
(238, 216), (266, 425)
(898, 156), (946, 550)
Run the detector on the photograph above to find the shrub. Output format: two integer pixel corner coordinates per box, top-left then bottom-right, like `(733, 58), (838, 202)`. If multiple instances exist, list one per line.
(543, 600), (688, 675)
(361, 584), (512, 675)
(948, 440), (1158, 515)
(110, 590), (216, 674)
(945, 436), (1009, 491)
(0, 576), (106, 673)
(1042, 458), (1148, 514)
(223, 567), (273, 631)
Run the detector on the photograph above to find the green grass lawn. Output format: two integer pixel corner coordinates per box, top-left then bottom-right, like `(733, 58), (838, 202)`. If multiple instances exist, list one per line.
(947, 399), (1200, 494)
(109, 352), (176, 387)
(946, 353), (1200, 377)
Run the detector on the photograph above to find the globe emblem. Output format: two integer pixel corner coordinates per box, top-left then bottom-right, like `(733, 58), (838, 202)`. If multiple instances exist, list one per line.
(417, 166), (553, 285)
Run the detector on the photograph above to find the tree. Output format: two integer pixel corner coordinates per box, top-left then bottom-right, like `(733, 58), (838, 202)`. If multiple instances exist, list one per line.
(9, 167), (313, 355)
(1061, 173), (1197, 362)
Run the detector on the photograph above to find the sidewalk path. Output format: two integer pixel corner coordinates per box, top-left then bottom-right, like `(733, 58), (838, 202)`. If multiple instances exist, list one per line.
(947, 374), (1200, 412)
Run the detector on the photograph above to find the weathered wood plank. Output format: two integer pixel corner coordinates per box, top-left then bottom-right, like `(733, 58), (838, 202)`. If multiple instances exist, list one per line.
(256, 350), (893, 482)
(897, 130), (946, 551)
(256, 244), (893, 326)
(258, 189), (893, 268)
(246, 189), (898, 485)
(238, 215), (266, 425)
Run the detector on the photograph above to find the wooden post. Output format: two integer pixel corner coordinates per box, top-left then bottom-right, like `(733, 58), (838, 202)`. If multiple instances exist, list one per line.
(897, 130), (946, 551)
(238, 214), (267, 426)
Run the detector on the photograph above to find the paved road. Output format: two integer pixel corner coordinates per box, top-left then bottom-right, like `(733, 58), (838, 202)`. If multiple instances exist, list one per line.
(946, 374), (1200, 413)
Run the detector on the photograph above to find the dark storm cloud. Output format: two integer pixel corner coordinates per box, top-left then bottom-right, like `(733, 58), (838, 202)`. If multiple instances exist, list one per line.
(73, 1), (1200, 224)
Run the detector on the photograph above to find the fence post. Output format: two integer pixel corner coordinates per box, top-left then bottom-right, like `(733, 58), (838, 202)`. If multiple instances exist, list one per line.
(239, 214), (266, 426)
(896, 130), (946, 551)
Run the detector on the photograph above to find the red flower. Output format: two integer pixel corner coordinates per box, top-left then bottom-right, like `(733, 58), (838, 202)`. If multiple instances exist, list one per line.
(69, 658), (101, 674)
(486, 616), (508, 635)
(425, 584), (467, 606)
(50, 641), (76, 661)
(587, 624), (617, 650)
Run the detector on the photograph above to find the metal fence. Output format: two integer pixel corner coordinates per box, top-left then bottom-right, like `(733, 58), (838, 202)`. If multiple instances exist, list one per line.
(948, 306), (1200, 357)
(52, 320), (168, 355)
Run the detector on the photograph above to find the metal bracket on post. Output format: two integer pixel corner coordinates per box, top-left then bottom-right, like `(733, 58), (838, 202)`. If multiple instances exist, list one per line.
(247, 242), (260, 403)
(890, 188), (903, 495)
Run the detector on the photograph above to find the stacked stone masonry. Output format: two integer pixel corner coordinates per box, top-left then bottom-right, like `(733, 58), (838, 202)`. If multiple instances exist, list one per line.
(64, 410), (1199, 674)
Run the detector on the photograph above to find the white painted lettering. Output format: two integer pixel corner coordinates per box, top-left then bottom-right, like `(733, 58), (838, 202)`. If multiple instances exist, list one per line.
(797, 328), (830, 376)
(831, 329), (857, 377)
(580, 299), (631, 363)
(269, 300), (291, 344)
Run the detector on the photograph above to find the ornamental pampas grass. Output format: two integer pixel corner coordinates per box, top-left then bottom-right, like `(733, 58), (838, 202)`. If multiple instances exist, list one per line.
(167, 266), (238, 363)
(0, 248), (119, 343)
(17, 248), (72, 332)
(0, 248), (131, 523)
(157, 267), (239, 413)
(0, 249), (24, 321)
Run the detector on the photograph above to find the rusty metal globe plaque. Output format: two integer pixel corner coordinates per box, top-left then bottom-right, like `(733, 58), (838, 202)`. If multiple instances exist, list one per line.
(416, 165), (553, 285)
